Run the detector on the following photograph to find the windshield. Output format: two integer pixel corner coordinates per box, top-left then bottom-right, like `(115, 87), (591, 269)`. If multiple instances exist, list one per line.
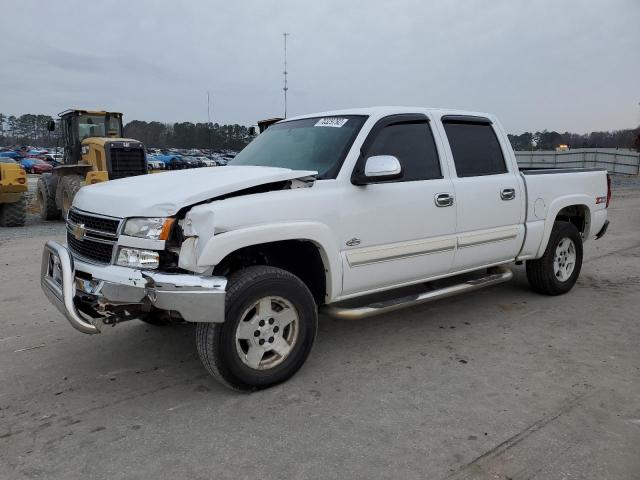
(229, 115), (367, 179)
(77, 114), (122, 140)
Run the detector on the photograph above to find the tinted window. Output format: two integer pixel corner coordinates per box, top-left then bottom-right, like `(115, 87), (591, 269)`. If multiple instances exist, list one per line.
(366, 122), (441, 181)
(443, 122), (507, 177)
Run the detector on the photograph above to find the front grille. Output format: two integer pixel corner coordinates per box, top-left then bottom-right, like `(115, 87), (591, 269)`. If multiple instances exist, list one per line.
(67, 231), (114, 264)
(66, 209), (120, 264)
(109, 147), (147, 180)
(68, 209), (119, 234)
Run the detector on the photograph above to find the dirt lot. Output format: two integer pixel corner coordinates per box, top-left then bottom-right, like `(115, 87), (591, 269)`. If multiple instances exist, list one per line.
(1, 179), (639, 480)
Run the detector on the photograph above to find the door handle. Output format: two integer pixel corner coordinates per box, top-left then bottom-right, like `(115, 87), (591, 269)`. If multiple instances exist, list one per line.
(435, 193), (454, 207)
(500, 188), (516, 201)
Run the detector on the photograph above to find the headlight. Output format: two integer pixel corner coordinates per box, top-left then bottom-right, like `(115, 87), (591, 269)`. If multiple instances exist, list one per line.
(123, 217), (174, 240)
(116, 247), (160, 269)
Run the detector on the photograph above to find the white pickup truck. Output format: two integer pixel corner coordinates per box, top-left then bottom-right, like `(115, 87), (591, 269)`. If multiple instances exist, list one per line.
(41, 107), (610, 391)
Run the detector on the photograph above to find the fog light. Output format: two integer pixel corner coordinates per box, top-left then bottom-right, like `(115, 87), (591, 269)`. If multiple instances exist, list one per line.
(116, 248), (159, 269)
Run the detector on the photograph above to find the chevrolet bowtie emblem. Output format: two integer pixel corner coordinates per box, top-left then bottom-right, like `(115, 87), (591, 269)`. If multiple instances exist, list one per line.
(73, 223), (86, 240)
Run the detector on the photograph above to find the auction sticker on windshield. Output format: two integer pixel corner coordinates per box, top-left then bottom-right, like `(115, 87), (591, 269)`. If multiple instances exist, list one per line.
(314, 117), (349, 128)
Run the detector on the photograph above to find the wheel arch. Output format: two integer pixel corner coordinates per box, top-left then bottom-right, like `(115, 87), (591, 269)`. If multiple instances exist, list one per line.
(536, 195), (592, 258)
(194, 222), (341, 303)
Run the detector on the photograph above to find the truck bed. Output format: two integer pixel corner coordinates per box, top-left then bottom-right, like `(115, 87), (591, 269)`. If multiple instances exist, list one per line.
(518, 167), (609, 260)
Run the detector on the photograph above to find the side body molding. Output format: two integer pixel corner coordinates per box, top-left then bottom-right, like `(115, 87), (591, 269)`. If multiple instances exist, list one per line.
(193, 221), (342, 301)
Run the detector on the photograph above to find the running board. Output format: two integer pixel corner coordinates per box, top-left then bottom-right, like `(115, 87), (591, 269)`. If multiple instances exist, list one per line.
(323, 266), (513, 320)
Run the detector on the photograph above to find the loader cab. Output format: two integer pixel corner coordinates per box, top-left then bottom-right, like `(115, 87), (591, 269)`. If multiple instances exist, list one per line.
(55, 110), (124, 165)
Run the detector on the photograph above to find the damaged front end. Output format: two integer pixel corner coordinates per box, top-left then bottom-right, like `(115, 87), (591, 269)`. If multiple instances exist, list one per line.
(41, 241), (226, 334)
(40, 168), (317, 334)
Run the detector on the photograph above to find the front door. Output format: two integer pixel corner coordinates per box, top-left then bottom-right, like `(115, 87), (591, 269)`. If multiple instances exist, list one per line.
(340, 115), (457, 297)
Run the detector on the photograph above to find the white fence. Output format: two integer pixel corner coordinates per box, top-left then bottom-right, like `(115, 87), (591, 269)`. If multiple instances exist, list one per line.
(515, 149), (640, 175)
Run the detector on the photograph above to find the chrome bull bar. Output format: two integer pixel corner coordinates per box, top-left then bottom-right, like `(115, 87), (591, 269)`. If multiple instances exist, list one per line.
(41, 241), (228, 334)
(41, 241), (101, 334)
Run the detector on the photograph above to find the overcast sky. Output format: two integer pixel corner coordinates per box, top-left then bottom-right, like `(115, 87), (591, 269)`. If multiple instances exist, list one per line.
(1, 0), (638, 133)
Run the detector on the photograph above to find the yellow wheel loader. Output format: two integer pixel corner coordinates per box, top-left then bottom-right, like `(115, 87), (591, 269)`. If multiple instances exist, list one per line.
(0, 158), (28, 227)
(38, 109), (148, 220)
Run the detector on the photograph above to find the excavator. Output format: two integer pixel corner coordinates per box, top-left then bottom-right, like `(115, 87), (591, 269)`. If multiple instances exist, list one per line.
(38, 109), (148, 219)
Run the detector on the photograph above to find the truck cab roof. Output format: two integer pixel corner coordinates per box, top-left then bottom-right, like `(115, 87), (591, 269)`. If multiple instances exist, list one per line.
(285, 106), (498, 123)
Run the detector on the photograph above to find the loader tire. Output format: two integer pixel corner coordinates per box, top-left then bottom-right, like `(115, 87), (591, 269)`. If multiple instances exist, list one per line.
(37, 174), (62, 220)
(57, 175), (83, 218)
(0, 195), (26, 227)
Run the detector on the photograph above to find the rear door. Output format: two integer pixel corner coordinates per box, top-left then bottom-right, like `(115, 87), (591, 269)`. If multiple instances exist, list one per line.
(340, 114), (457, 296)
(438, 116), (524, 270)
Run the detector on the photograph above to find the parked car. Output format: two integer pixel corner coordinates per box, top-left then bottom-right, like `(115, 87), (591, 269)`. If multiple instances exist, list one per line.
(43, 153), (63, 167)
(153, 154), (185, 170)
(211, 155), (228, 166)
(201, 158), (218, 167)
(0, 150), (21, 159)
(167, 156), (187, 170)
(21, 158), (53, 174)
(146, 156), (165, 171)
(40, 106), (610, 391)
(182, 156), (206, 168)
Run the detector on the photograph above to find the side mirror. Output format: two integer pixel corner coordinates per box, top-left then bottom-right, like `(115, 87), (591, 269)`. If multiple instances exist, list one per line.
(352, 155), (402, 185)
(364, 155), (401, 178)
(47, 120), (56, 132)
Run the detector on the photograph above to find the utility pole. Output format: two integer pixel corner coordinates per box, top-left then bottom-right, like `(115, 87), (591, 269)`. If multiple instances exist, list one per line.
(283, 32), (289, 118)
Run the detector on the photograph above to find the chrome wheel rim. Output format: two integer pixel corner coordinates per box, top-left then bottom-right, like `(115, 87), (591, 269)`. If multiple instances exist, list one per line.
(553, 237), (576, 282)
(235, 296), (299, 370)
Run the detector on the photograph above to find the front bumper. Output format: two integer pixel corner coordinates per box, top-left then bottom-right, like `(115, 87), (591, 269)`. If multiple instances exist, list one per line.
(40, 241), (227, 334)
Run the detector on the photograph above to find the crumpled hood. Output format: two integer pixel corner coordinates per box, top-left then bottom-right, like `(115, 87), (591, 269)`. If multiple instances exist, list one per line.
(72, 166), (317, 218)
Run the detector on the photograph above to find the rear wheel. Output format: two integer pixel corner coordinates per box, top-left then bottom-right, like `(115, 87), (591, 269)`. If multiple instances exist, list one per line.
(37, 174), (61, 220)
(0, 196), (26, 227)
(526, 221), (583, 295)
(196, 266), (318, 391)
(56, 175), (83, 218)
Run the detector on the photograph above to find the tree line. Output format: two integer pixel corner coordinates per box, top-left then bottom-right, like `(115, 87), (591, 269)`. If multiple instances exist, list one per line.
(0, 113), (57, 147)
(123, 120), (253, 150)
(0, 113), (254, 151)
(508, 128), (640, 151)
(1, 112), (639, 152)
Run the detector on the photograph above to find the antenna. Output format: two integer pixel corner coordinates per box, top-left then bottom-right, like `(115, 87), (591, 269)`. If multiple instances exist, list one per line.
(207, 91), (211, 124)
(283, 32), (289, 118)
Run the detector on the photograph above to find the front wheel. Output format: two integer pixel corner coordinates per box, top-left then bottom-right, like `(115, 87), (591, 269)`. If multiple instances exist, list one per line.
(526, 221), (583, 295)
(196, 266), (318, 391)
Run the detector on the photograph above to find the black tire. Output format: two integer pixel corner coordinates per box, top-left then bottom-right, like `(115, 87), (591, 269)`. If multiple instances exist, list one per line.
(37, 174), (62, 220)
(56, 175), (83, 217)
(0, 196), (26, 227)
(526, 221), (583, 295)
(196, 266), (318, 391)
